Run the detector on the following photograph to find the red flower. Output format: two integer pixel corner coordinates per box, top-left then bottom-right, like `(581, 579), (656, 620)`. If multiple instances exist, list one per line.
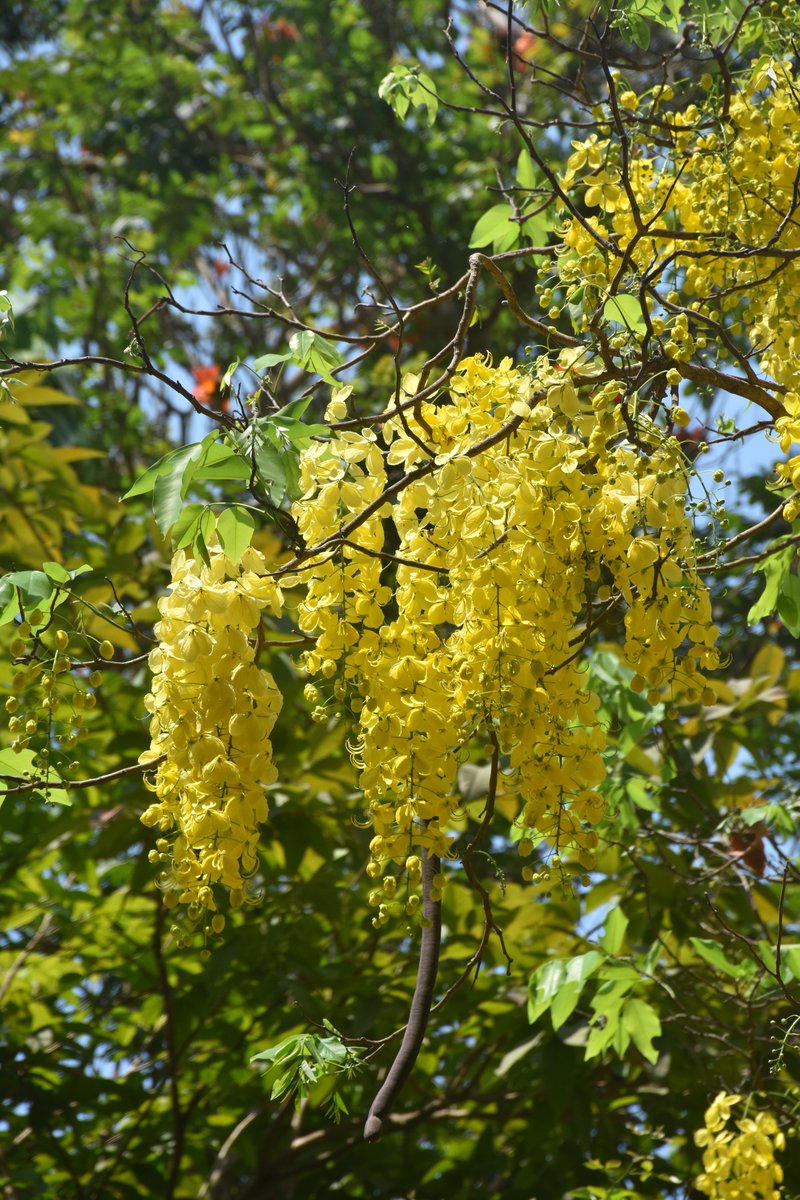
(512, 32), (538, 72)
(192, 364), (225, 408)
(728, 826), (767, 877)
(274, 17), (299, 40)
(259, 16), (299, 41)
(673, 423), (705, 462)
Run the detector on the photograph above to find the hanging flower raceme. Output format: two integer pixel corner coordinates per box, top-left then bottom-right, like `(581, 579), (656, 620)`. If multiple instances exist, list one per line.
(291, 354), (719, 920)
(694, 1092), (785, 1199)
(140, 540), (283, 930)
(554, 59), (800, 518)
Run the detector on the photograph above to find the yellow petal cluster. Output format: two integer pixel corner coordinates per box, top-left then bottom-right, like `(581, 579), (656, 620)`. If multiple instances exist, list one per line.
(292, 357), (718, 919)
(557, 60), (800, 515)
(694, 1092), (785, 1199)
(140, 541), (283, 920)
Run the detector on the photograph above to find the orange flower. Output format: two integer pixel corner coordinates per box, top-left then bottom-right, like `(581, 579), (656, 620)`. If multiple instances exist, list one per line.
(512, 32), (538, 71)
(259, 16), (299, 41)
(192, 364), (222, 406)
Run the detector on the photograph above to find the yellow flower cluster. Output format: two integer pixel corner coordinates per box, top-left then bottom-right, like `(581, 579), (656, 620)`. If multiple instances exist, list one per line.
(695, 1092), (785, 1199)
(140, 541), (283, 922)
(556, 60), (800, 517)
(292, 356), (718, 918)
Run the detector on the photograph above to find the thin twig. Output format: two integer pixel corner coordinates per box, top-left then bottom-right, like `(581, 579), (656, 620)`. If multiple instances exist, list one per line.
(0, 756), (166, 797)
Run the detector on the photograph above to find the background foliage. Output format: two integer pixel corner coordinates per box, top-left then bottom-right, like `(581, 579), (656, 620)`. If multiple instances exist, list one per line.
(2, 2), (800, 1198)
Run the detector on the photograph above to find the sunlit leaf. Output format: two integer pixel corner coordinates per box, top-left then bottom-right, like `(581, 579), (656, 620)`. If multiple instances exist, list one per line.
(216, 505), (256, 563)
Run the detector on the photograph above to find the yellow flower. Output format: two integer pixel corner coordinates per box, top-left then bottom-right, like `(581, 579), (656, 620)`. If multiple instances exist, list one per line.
(694, 1093), (784, 1199)
(291, 355), (717, 918)
(140, 539), (283, 930)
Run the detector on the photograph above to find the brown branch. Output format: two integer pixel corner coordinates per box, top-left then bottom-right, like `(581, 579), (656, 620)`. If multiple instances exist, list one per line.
(458, 735), (513, 976)
(363, 840), (441, 1141)
(69, 652), (150, 671)
(153, 902), (186, 1200)
(0, 755), (166, 798)
(0, 353), (146, 377)
(198, 1108), (264, 1200)
(469, 253), (583, 347)
(0, 911), (55, 1007)
(696, 500), (788, 569)
(705, 893), (797, 1006)
(715, 531), (800, 573)
(339, 538), (447, 574)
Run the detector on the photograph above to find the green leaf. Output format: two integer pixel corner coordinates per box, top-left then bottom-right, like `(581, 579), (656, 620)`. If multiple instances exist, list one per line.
(0, 290), (14, 330)
(748, 546), (795, 625)
(777, 573), (800, 636)
(251, 1034), (300, 1065)
(0, 570), (59, 623)
(42, 561), (71, 584)
(276, 396), (313, 421)
(270, 1068), (296, 1101)
(146, 435), (245, 535)
(172, 503), (208, 550)
(585, 998), (623, 1060)
(603, 294), (646, 336)
(625, 775), (658, 813)
(779, 944), (800, 981)
(184, 441), (251, 487)
(516, 148), (538, 190)
(621, 998), (661, 1064)
(551, 985), (582, 1030)
(0, 746), (40, 780)
(565, 950), (605, 986)
(590, 965), (639, 1010)
(625, 0), (682, 33)
(627, 12), (650, 48)
(521, 210), (550, 245)
(468, 203), (520, 253)
(122, 440), (205, 500)
(33, 785), (71, 806)
(309, 1036), (350, 1067)
(227, 423), (296, 504)
(153, 459), (190, 535)
(378, 65), (439, 126)
(547, 950), (607, 1028)
(689, 937), (755, 979)
(612, 1016), (632, 1057)
(600, 907), (629, 955)
(0, 748), (66, 804)
(251, 1032), (356, 1115)
(289, 331), (345, 385)
(216, 506), (256, 564)
(258, 439), (294, 502)
(2, 569), (55, 602)
(0, 581), (19, 625)
(567, 286), (585, 333)
(220, 359), (240, 390)
(527, 958), (566, 1023)
(254, 351), (293, 373)
(276, 418), (329, 447)
(193, 509), (215, 567)
(529, 952), (607, 1028)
